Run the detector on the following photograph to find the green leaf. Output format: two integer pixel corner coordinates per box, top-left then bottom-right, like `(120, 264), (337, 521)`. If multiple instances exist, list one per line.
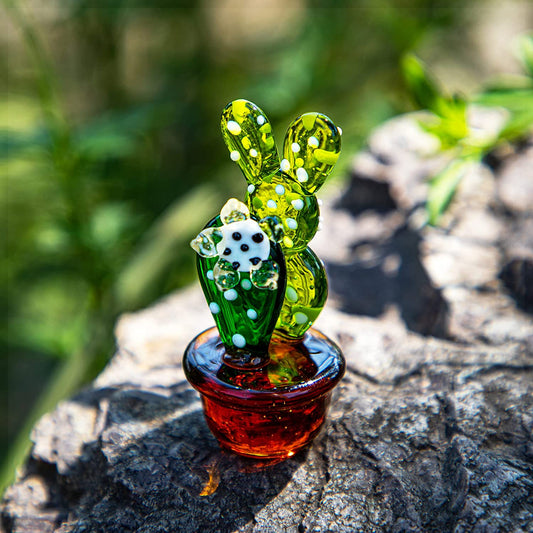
(404, 54), (469, 147)
(34, 223), (71, 254)
(419, 102), (468, 150)
(401, 53), (444, 114)
(427, 159), (473, 226)
(474, 87), (533, 140)
(87, 202), (137, 251)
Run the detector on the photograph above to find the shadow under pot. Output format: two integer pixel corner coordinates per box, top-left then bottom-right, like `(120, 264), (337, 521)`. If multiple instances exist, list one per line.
(183, 326), (345, 459)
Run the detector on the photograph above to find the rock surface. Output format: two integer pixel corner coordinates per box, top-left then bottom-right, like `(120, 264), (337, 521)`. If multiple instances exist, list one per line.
(2, 118), (533, 533)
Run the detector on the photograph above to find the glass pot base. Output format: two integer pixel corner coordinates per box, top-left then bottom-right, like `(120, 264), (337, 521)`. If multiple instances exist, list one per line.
(183, 327), (345, 459)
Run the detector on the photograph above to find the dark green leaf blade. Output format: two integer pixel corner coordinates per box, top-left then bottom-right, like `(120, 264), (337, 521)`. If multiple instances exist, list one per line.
(401, 53), (443, 114)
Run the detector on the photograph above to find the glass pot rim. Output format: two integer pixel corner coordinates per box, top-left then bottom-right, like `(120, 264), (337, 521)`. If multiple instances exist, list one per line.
(183, 326), (345, 408)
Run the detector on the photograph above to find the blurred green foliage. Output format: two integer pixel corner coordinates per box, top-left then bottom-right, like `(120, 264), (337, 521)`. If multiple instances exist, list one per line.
(402, 33), (533, 224)
(1, 0), (515, 491)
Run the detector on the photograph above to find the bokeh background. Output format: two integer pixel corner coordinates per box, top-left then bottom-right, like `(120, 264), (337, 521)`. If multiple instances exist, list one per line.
(2, 0), (532, 490)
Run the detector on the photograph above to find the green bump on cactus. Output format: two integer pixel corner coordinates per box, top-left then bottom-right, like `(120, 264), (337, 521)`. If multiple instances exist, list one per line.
(276, 248), (328, 340)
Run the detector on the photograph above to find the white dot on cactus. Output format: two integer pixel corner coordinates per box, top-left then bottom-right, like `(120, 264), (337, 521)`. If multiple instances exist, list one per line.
(224, 289), (238, 301)
(280, 159), (290, 172)
(209, 302), (220, 314)
(241, 279), (252, 290)
(308, 136), (319, 148)
(249, 148), (258, 157)
(227, 121), (241, 135)
(317, 198), (323, 206)
(267, 200), (277, 209)
(247, 184), (255, 194)
(337, 126), (343, 135)
(286, 218), (298, 230)
(296, 168), (308, 182)
(275, 184), (285, 195)
(207, 270), (214, 280)
(230, 151), (240, 161)
(232, 334), (246, 348)
(247, 309), (258, 320)
(294, 312), (308, 324)
(291, 142), (300, 153)
(286, 286), (298, 302)
(291, 198), (304, 210)
(257, 115), (265, 125)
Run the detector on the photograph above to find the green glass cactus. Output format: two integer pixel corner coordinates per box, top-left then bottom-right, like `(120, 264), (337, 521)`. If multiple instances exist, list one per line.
(187, 101), (344, 459)
(220, 99), (341, 340)
(191, 100), (341, 359)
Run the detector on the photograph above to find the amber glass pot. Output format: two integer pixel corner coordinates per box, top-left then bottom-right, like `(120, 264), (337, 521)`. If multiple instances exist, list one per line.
(183, 326), (345, 459)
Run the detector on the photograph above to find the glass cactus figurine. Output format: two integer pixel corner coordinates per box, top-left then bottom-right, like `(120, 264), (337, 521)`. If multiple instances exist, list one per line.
(184, 99), (345, 459)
